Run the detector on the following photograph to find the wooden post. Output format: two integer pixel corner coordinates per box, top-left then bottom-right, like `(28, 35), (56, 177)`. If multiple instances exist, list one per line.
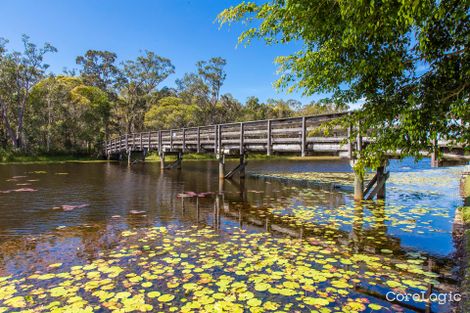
(354, 127), (364, 200)
(354, 172), (364, 201)
(214, 125), (218, 154)
(376, 165), (386, 200)
(147, 131), (151, 150)
(301, 116), (306, 157)
(160, 152), (165, 170)
(176, 151), (182, 169)
(125, 134), (129, 151)
(170, 130), (173, 151)
(347, 124), (353, 160)
(218, 153), (225, 180)
(431, 139), (439, 167)
(218, 124), (222, 155)
(127, 149), (131, 166)
(158, 130), (162, 153)
(132, 133), (135, 150)
(140, 133), (143, 150)
(182, 128), (186, 153)
(267, 120), (272, 156)
(197, 127), (201, 153)
(239, 153), (246, 179)
(239, 122), (244, 155)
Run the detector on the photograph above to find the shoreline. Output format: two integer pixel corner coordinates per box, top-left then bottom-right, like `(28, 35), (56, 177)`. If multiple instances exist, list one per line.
(0, 153), (344, 165)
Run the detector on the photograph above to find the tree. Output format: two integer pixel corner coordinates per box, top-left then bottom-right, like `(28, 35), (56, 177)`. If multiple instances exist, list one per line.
(266, 99), (295, 119)
(296, 101), (346, 117)
(118, 51), (174, 133)
(144, 96), (200, 129)
(214, 93), (242, 124)
(29, 76), (110, 153)
(0, 35), (56, 149)
(219, 0), (469, 170)
(196, 57), (227, 124)
(76, 50), (120, 93)
(242, 97), (268, 121)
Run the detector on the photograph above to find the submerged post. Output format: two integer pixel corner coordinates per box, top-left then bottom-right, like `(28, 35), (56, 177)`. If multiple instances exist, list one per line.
(218, 153), (225, 180)
(240, 153), (246, 179)
(127, 149), (131, 166)
(354, 173), (364, 201)
(353, 126), (364, 201)
(176, 151), (183, 169)
(431, 139), (439, 167)
(160, 152), (165, 170)
(376, 165), (386, 199)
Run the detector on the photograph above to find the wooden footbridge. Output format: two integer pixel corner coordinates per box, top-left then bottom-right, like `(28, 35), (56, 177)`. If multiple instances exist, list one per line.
(105, 112), (469, 200)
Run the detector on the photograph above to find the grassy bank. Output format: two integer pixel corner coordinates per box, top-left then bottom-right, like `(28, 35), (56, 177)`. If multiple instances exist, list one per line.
(1, 150), (344, 164)
(0, 153), (108, 164)
(145, 152), (343, 162)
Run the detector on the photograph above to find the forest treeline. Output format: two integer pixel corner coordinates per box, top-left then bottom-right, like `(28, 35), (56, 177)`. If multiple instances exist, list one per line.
(0, 36), (342, 157)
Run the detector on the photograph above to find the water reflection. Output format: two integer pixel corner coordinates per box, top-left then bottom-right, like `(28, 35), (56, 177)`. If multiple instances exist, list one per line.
(0, 160), (465, 312)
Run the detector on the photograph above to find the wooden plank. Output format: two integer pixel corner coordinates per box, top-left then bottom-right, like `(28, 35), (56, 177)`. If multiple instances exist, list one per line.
(182, 128), (186, 153)
(214, 125), (218, 153)
(267, 120), (272, 156)
(301, 116), (306, 157)
(197, 127), (201, 153)
(240, 122), (244, 155)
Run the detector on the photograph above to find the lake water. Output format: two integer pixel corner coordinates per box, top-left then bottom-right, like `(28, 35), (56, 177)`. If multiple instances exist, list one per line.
(0, 158), (466, 312)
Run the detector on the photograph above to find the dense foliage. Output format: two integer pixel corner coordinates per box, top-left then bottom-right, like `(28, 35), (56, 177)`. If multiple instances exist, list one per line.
(0, 36), (341, 157)
(218, 0), (469, 169)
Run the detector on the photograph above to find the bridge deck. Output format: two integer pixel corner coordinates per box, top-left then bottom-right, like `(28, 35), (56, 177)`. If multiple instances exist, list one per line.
(106, 112), (355, 157)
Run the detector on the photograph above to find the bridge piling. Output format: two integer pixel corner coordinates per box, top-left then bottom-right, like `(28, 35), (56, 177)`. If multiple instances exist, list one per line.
(218, 154), (225, 180)
(431, 139), (440, 167)
(160, 152), (165, 170)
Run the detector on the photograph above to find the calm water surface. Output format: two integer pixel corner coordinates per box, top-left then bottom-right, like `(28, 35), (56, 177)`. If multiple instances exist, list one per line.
(0, 158), (466, 312)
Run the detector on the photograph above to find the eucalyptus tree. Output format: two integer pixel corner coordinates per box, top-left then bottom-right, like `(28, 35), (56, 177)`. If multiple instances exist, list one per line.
(219, 0), (469, 171)
(76, 50), (121, 93)
(29, 76), (110, 153)
(196, 57), (227, 124)
(144, 96), (200, 129)
(118, 51), (175, 133)
(0, 35), (56, 150)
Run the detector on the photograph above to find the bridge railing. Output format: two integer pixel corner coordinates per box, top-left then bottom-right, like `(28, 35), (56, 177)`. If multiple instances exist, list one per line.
(105, 112), (352, 156)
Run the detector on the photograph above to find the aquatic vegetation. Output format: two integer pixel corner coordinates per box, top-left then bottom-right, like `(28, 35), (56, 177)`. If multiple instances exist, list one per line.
(250, 171), (374, 189)
(0, 225), (452, 312)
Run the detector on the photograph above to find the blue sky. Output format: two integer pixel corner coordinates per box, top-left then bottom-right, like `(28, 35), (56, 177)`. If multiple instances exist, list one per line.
(0, 0), (329, 104)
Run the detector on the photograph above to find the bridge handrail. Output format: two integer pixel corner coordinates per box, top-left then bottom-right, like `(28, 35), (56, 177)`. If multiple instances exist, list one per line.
(106, 111), (349, 145)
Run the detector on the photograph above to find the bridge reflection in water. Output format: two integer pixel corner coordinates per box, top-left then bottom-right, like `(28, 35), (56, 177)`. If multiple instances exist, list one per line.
(177, 178), (458, 313)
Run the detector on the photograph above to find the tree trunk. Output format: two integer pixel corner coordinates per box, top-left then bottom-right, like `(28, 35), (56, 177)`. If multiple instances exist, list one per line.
(0, 101), (17, 148)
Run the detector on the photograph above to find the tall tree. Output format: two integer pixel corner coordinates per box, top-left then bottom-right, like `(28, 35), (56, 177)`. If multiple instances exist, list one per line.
(118, 51), (174, 133)
(0, 35), (56, 149)
(219, 0), (469, 170)
(76, 50), (120, 92)
(29, 76), (110, 153)
(196, 57), (227, 124)
(144, 96), (200, 129)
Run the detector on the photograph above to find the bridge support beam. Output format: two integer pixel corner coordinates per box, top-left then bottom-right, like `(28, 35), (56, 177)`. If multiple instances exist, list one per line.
(376, 165), (386, 200)
(160, 152), (165, 170)
(353, 172), (364, 201)
(431, 139), (440, 167)
(218, 154), (225, 180)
